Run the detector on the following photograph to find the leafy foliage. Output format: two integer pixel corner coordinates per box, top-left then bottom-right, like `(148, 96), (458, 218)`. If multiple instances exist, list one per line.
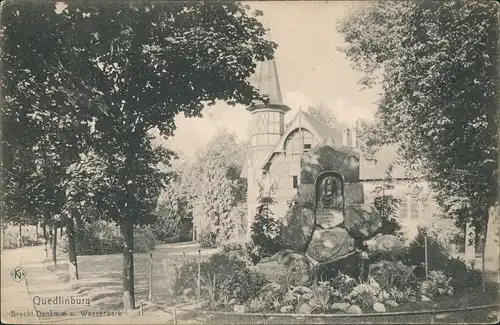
(420, 270), (453, 298)
(191, 130), (248, 246)
(338, 0), (498, 238)
(154, 170), (193, 243)
(372, 162), (403, 238)
(305, 103), (340, 130)
(58, 220), (156, 255)
(402, 227), (481, 291)
(174, 252), (250, 296)
(247, 184), (283, 264)
(368, 260), (418, 291)
(2, 0), (275, 306)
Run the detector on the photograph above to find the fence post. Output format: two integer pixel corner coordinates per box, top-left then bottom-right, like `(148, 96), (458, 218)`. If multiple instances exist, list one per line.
(430, 303), (436, 324)
(183, 252), (186, 265)
(140, 300), (144, 316)
(197, 249), (201, 303)
(149, 252), (153, 302)
(424, 235), (429, 280)
(173, 307), (178, 325)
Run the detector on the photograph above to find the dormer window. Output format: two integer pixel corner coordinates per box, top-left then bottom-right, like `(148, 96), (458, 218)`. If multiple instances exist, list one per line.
(365, 158), (377, 167)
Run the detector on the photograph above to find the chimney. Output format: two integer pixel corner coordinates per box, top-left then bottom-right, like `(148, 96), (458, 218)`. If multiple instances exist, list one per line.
(351, 128), (357, 147)
(342, 128), (348, 146)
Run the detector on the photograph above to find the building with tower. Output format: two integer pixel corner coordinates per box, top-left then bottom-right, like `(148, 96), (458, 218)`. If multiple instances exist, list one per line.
(240, 52), (448, 243)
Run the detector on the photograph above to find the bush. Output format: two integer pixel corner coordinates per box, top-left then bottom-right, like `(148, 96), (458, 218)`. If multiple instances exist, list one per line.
(134, 225), (157, 253)
(2, 225), (44, 249)
(3, 231), (20, 249)
(199, 230), (217, 248)
(59, 221), (156, 255)
(402, 227), (481, 291)
(221, 241), (243, 252)
(173, 252), (265, 307)
(421, 270), (454, 298)
(247, 213), (283, 264)
(247, 185), (283, 264)
(220, 268), (267, 304)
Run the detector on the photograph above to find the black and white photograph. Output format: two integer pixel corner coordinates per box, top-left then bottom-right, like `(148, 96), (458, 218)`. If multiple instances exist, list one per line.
(1, 1), (499, 324)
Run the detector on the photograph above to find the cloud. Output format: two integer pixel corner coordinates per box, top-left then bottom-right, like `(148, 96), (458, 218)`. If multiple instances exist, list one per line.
(283, 91), (375, 127)
(283, 91), (313, 122)
(328, 97), (375, 127)
(158, 92), (376, 161)
(161, 101), (252, 160)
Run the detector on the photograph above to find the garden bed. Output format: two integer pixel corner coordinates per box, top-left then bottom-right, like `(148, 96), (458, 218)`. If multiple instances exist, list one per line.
(175, 286), (499, 324)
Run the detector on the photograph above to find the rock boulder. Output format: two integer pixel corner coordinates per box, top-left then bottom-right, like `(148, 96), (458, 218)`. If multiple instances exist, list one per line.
(344, 204), (382, 239)
(346, 305), (362, 314)
(253, 250), (317, 286)
(306, 227), (356, 263)
(364, 234), (405, 259)
(278, 205), (316, 252)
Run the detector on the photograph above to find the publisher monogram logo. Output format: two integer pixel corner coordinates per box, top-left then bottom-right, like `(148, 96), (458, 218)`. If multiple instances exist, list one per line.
(10, 266), (26, 283)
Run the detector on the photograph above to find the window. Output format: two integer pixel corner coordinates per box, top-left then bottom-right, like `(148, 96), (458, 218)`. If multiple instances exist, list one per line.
(285, 128), (314, 155)
(269, 112), (281, 134)
(292, 175), (298, 189)
(365, 159), (377, 167)
(410, 197), (420, 219)
(398, 197), (408, 219)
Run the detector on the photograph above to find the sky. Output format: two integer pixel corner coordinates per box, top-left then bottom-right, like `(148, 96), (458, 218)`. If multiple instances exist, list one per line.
(162, 1), (381, 160)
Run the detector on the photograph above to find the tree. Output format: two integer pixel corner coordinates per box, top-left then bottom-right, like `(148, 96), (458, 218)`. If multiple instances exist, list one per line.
(191, 129), (248, 246)
(306, 103), (339, 129)
(154, 166), (193, 243)
(247, 183), (282, 264)
(338, 0), (498, 290)
(372, 162), (402, 239)
(1, 1), (275, 310)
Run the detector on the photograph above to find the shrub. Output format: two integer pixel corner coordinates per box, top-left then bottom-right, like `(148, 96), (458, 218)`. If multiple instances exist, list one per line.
(221, 241), (243, 252)
(402, 227), (481, 291)
(2, 225), (44, 249)
(3, 231), (20, 249)
(247, 184), (283, 264)
(420, 270), (453, 298)
(330, 272), (358, 301)
(199, 230), (217, 248)
(219, 268), (267, 304)
(173, 252), (252, 299)
(134, 225), (157, 253)
(246, 282), (284, 312)
(368, 260), (418, 291)
(59, 220), (156, 255)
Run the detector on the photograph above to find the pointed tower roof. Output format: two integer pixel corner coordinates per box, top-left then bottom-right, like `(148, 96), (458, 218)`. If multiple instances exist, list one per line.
(247, 24), (291, 113)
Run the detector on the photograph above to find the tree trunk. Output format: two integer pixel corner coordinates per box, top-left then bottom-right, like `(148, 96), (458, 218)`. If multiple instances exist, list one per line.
(480, 211), (489, 293)
(51, 225), (58, 267)
(18, 223), (22, 248)
(121, 129), (142, 312)
(43, 224), (48, 258)
(74, 213), (83, 255)
(122, 216), (135, 311)
(67, 217), (79, 281)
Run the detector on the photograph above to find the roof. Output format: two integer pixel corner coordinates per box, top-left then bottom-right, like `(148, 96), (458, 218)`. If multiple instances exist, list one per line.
(260, 110), (344, 169)
(240, 110), (413, 181)
(246, 29), (290, 113)
(358, 145), (408, 180)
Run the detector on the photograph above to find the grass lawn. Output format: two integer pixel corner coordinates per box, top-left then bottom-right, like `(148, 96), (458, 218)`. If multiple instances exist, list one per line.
(47, 243), (216, 312)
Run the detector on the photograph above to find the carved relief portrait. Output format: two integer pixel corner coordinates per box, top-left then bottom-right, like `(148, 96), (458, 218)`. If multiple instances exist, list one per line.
(318, 175), (343, 210)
